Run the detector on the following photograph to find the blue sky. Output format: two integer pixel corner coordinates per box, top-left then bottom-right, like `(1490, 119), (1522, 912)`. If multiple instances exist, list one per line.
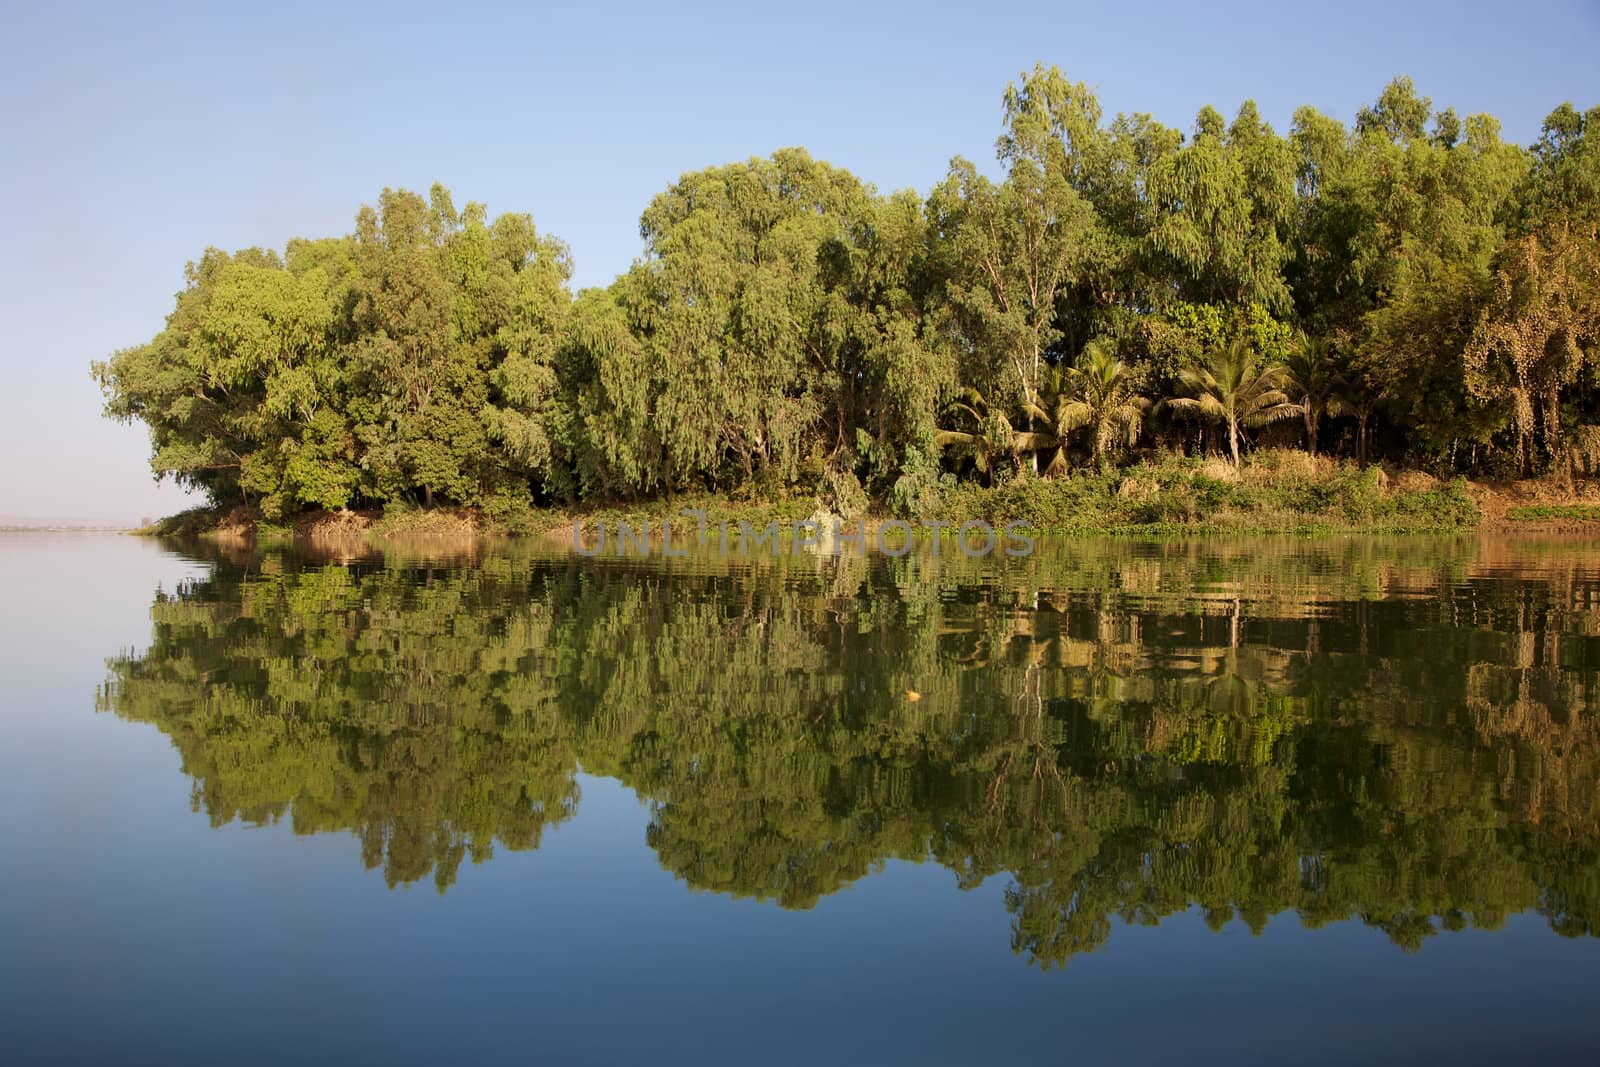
(4, 0), (1598, 523)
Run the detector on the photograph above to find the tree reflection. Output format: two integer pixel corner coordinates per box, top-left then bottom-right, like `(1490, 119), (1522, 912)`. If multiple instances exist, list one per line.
(98, 537), (1600, 962)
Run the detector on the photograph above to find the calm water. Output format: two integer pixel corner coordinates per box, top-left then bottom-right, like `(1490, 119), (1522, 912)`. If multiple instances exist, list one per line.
(1, 531), (1598, 1064)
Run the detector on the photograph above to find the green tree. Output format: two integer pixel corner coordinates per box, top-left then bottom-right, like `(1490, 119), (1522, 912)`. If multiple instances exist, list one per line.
(931, 65), (1101, 469)
(1291, 77), (1527, 468)
(1145, 101), (1297, 313)
(96, 185), (572, 517)
(1282, 334), (1342, 455)
(93, 246), (354, 517)
(1165, 340), (1302, 467)
(1464, 222), (1600, 471)
(1333, 356), (1386, 466)
(1030, 341), (1148, 471)
(616, 149), (890, 489)
(933, 386), (1053, 482)
(1517, 103), (1600, 228)
(552, 287), (661, 500)
(94, 75), (1600, 502)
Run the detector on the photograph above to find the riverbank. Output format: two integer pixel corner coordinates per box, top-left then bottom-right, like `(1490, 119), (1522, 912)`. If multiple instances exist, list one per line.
(132, 451), (1600, 550)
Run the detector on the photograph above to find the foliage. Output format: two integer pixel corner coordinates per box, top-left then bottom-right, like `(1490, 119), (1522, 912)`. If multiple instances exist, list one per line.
(97, 74), (1600, 519)
(1282, 334), (1342, 455)
(95, 185), (571, 515)
(1506, 503), (1600, 522)
(1031, 342), (1149, 471)
(1464, 222), (1600, 470)
(932, 385), (1053, 481)
(1163, 341), (1302, 467)
(933, 451), (1477, 533)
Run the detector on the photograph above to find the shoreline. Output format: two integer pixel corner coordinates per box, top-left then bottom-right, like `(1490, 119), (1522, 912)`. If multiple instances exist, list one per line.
(122, 452), (1600, 552)
(1, 525), (135, 533)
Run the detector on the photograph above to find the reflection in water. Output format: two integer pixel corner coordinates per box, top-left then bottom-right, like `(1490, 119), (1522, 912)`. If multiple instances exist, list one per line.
(97, 537), (1600, 967)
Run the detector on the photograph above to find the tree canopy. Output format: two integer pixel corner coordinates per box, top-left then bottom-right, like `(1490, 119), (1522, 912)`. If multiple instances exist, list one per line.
(96, 70), (1600, 517)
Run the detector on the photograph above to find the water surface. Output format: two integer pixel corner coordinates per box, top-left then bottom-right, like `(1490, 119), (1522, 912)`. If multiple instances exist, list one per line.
(1, 532), (1597, 1064)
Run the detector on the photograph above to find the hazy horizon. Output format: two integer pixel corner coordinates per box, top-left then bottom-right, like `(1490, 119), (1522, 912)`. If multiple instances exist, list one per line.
(5, 0), (1599, 524)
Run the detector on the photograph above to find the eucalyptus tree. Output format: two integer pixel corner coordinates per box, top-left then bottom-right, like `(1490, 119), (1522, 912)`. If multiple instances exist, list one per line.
(550, 286), (662, 500)
(96, 75), (1600, 502)
(472, 206), (575, 508)
(1300, 79), (1526, 465)
(930, 65), (1102, 468)
(346, 184), (574, 510)
(617, 149), (887, 490)
(93, 245), (351, 517)
(96, 185), (573, 515)
(347, 186), (461, 507)
(1144, 100), (1298, 314)
(1519, 103), (1600, 228)
(825, 186), (956, 493)
(990, 65), (1181, 350)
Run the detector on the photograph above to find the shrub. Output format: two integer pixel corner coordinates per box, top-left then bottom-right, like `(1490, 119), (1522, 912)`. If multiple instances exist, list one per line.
(1506, 502), (1600, 522)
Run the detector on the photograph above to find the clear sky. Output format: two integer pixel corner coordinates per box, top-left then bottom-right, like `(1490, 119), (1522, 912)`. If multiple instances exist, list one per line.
(4, 0), (1597, 523)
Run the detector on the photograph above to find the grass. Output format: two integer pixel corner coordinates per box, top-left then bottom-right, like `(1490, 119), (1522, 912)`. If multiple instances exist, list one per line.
(510, 491), (820, 537)
(930, 452), (1478, 535)
(1506, 503), (1600, 523)
(133, 451), (1486, 548)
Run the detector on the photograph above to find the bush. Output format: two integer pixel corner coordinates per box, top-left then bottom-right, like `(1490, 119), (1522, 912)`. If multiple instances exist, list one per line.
(926, 451), (1478, 534)
(1506, 502), (1600, 522)
(888, 447), (947, 519)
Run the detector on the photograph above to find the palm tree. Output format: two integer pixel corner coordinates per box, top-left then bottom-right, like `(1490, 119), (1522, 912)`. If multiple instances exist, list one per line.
(1331, 362), (1384, 466)
(1282, 334), (1340, 456)
(1164, 340), (1303, 468)
(1026, 342), (1149, 472)
(933, 386), (1054, 482)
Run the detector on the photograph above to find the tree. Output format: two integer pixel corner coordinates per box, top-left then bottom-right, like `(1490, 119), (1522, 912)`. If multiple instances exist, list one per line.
(1518, 103), (1600, 229)
(1464, 222), (1600, 471)
(93, 246), (352, 517)
(1030, 342), (1148, 471)
(1164, 340), (1302, 467)
(933, 386), (1053, 483)
(931, 65), (1101, 469)
(1333, 356), (1386, 467)
(551, 287), (661, 500)
(1355, 76), (1433, 145)
(1145, 101), (1298, 313)
(96, 185), (572, 516)
(476, 206), (574, 508)
(620, 149), (886, 489)
(95, 76), (1600, 507)
(833, 188), (957, 494)
(1282, 334), (1342, 455)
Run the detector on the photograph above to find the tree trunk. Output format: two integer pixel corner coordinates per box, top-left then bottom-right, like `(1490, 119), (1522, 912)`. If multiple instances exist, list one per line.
(1305, 410), (1318, 457)
(1543, 388), (1563, 468)
(423, 485), (433, 508)
(1356, 415), (1369, 467)
(1228, 416), (1240, 468)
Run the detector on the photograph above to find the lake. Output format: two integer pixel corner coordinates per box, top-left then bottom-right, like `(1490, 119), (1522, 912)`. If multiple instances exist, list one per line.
(1, 531), (1597, 1064)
